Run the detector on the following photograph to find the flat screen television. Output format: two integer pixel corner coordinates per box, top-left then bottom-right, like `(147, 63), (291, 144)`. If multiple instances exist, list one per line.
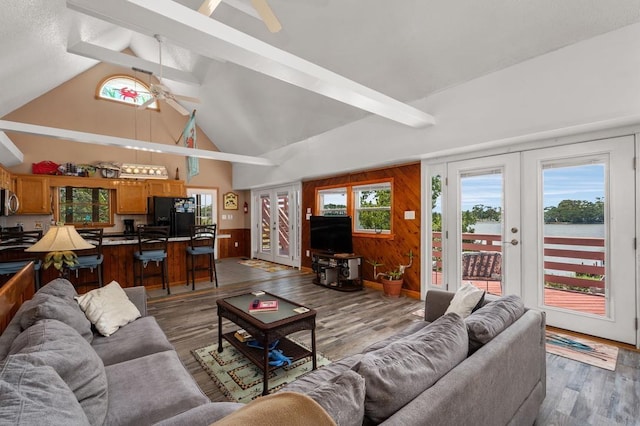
(310, 215), (353, 254)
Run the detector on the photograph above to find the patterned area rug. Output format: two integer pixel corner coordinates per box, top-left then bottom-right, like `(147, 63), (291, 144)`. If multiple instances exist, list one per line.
(546, 331), (618, 371)
(193, 339), (330, 403)
(238, 259), (293, 273)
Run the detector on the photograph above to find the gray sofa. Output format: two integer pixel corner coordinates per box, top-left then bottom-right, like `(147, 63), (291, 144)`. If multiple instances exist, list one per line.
(281, 289), (547, 426)
(1, 275), (545, 426)
(0, 278), (242, 426)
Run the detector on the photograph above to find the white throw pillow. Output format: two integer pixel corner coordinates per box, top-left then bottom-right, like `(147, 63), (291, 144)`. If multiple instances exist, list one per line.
(444, 282), (485, 318)
(75, 281), (141, 336)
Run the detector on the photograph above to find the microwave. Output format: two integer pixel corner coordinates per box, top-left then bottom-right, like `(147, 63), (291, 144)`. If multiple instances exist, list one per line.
(0, 189), (19, 216)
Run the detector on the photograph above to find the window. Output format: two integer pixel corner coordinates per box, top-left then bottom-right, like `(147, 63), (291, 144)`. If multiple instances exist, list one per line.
(318, 187), (347, 216)
(97, 75), (158, 110)
(316, 179), (393, 236)
(59, 187), (112, 226)
(187, 188), (218, 226)
(353, 182), (392, 234)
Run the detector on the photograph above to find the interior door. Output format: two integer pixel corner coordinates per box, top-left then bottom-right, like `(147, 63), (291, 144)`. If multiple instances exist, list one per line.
(446, 153), (521, 295)
(521, 136), (636, 344)
(255, 186), (299, 267)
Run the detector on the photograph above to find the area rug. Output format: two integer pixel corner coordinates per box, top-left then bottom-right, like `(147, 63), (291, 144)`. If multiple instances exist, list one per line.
(193, 339), (330, 403)
(238, 259), (293, 273)
(545, 331), (618, 371)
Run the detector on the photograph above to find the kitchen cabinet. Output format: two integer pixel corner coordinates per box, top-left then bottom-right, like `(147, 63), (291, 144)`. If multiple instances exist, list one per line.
(15, 176), (51, 214)
(147, 180), (186, 197)
(0, 166), (11, 190)
(115, 181), (147, 214)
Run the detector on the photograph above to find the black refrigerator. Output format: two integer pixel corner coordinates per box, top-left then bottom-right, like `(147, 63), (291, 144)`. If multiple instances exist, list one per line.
(148, 196), (196, 237)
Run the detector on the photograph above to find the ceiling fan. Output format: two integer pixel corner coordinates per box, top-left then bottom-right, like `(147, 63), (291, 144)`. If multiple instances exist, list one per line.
(138, 35), (200, 116)
(198, 0), (282, 33)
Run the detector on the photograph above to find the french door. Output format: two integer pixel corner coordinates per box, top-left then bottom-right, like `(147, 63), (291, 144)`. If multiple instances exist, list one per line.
(521, 136), (636, 344)
(445, 153), (521, 296)
(433, 136), (637, 344)
(254, 185), (300, 267)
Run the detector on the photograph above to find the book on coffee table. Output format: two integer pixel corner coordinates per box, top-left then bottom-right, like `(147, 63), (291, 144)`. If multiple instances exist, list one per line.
(249, 299), (279, 313)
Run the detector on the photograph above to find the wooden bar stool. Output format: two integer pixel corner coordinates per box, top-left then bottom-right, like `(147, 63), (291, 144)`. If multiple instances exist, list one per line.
(68, 228), (104, 288)
(133, 226), (170, 294)
(0, 230), (43, 291)
(185, 224), (218, 290)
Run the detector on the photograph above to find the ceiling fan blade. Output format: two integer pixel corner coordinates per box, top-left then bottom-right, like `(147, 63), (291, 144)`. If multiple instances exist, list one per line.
(198, 0), (223, 16)
(172, 94), (201, 103)
(137, 97), (156, 110)
(165, 98), (190, 116)
(251, 0), (282, 33)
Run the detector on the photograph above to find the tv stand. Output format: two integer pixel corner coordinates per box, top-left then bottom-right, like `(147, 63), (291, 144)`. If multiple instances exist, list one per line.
(311, 252), (363, 292)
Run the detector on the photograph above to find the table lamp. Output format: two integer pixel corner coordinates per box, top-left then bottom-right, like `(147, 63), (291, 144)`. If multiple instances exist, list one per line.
(25, 225), (95, 275)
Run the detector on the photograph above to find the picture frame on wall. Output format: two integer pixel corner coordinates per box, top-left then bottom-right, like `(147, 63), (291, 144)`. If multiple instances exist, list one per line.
(223, 192), (239, 210)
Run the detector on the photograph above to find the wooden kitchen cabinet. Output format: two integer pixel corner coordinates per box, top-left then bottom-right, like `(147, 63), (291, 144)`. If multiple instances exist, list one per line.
(15, 175), (51, 214)
(0, 166), (11, 190)
(115, 181), (147, 214)
(147, 180), (186, 197)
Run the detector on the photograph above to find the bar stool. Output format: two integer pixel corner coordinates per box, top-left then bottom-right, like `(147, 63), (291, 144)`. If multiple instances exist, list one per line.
(67, 228), (104, 288)
(0, 230), (43, 290)
(185, 224), (218, 290)
(133, 225), (170, 294)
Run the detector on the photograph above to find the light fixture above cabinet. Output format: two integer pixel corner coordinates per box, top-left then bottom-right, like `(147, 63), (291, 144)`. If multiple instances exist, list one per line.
(119, 163), (168, 179)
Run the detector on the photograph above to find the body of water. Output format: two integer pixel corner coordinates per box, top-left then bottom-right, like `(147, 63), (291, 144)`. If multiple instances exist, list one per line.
(473, 222), (604, 238)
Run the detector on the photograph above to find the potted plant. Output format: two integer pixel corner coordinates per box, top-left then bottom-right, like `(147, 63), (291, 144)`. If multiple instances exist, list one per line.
(367, 250), (414, 298)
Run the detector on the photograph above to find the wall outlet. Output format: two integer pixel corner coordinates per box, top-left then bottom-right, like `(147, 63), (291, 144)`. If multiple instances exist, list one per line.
(234, 241), (239, 247)
(306, 250), (310, 257)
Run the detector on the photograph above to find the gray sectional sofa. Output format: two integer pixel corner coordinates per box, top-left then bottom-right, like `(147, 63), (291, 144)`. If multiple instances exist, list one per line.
(1, 272), (545, 426)
(0, 278), (242, 426)
(282, 290), (547, 426)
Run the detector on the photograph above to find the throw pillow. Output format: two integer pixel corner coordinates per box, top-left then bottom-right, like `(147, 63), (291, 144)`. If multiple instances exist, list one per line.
(0, 356), (91, 425)
(19, 296), (93, 343)
(465, 294), (525, 354)
(357, 313), (468, 424)
(444, 282), (485, 318)
(8, 319), (108, 426)
(75, 280), (141, 337)
(212, 392), (336, 426)
(302, 370), (365, 426)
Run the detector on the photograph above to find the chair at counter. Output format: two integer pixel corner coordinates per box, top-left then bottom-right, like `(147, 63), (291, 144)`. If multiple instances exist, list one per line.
(67, 228), (104, 288)
(0, 229), (43, 290)
(133, 225), (170, 294)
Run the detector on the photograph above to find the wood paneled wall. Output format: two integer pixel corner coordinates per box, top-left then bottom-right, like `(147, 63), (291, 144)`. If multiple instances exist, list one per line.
(301, 162), (421, 295)
(218, 228), (251, 259)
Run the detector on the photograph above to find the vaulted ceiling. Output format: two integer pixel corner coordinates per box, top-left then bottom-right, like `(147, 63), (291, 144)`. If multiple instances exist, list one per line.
(1, 0), (639, 162)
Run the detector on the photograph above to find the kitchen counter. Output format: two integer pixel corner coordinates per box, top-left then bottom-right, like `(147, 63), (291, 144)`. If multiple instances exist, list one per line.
(100, 233), (231, 245)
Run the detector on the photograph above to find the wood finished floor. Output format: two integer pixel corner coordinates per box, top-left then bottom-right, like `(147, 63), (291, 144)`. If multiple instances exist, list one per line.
(148, 259), (640, 425)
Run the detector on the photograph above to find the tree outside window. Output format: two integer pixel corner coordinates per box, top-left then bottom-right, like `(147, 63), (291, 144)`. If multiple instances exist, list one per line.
(354, 183), (391, 234)
(59, 187), (111, 226)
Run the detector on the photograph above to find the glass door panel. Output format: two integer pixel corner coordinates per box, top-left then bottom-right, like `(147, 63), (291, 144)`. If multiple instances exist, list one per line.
(459, 170), (504, 296)
(277, 192), (290, 257)
(260, 194), (271, 254)
(542, 163), (606, 315)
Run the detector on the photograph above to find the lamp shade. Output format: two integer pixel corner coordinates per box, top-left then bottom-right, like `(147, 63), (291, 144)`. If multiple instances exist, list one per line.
(25, 226), (94, 252)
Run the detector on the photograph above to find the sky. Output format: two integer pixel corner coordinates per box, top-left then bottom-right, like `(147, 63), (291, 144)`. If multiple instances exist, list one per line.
(438, 163), (605, 212)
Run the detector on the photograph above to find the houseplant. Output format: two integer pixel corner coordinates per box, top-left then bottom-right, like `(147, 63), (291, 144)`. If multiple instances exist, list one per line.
(367, 250), (414, 297)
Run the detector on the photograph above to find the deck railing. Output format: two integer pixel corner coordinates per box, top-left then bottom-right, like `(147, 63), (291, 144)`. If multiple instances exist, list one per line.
(431, 232), (605, 294)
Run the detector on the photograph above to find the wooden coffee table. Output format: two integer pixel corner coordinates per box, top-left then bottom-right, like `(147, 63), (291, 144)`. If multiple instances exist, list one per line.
(216, 291), (317, 396)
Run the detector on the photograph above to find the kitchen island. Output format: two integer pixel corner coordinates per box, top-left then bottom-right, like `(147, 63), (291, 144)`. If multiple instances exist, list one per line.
(39, 233), (230, 292)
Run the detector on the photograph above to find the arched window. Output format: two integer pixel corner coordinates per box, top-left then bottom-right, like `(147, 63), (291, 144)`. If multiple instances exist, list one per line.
(96, 75), (159, 110)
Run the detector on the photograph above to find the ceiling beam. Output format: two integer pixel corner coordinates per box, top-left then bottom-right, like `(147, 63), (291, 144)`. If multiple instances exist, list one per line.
(0, 132), (24, 167)
(0, 121), (275, 166)
(66, 0), (436, 128)
(68, 41), (200, 85)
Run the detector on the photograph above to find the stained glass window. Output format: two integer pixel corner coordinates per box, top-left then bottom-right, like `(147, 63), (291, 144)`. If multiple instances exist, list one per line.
(97, 75), (158, 110)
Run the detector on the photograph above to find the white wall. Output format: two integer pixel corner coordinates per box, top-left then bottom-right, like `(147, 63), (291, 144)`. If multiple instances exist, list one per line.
(234, 23), (640, 189)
